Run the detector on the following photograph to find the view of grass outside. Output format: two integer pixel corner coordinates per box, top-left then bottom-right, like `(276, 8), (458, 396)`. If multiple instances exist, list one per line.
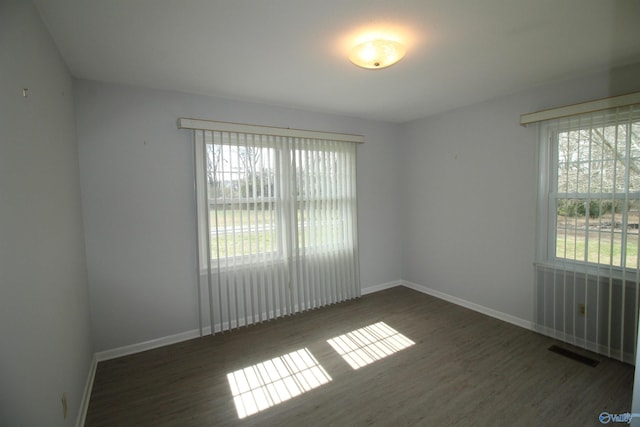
(209, 205), (275, 228)
(209, 206), (347, 260)
(211, 231), (275, 260)
(209, 206), (276, 260)
(204, 142), (354, 261)
(556, 230), (639, 269)
(556, 210), (640, 269)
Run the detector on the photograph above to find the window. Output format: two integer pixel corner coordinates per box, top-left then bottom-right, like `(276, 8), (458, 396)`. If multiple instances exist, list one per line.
(544, 108), (640, 272)
(201, 132), (357, 267)
(530, 98), (640, 363)
(205, 135), (278, 264)
(180, 118), (362, 335)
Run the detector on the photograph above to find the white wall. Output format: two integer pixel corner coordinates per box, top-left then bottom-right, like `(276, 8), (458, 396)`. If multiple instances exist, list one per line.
(400, 62), (640, 324)
(0, 1), (93, 425)
(75, 62), (640, 354)
(74, 81), (403, 352)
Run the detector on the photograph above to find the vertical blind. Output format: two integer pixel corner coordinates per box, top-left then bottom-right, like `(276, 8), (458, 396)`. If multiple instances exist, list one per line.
(531, 100), (640, 363)
(181, 119), (361, 334)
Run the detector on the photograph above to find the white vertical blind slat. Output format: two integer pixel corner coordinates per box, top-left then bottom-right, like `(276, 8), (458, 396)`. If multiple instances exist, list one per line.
(306, 141), (316, 308)
(334, 144), (343, 303)
(331, 145), (341, 303)
(308, 143), (318, 308)
(608, 118), (618, 358)
(296, 144), (304, 309)
(621, 115), (630, 359)
(221, 132), (232, 331)
(256, 133), (265, 323)
(202, 132), (216, 334)
(193, 130), (205, 335)
(582, 116), (591, 350)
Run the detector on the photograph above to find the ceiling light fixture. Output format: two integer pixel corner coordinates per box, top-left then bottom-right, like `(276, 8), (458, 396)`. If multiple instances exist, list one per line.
(349, 38), (406, 70)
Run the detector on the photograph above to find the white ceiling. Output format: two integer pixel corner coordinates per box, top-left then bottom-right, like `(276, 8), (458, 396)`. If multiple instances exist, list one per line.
(34, 0), (640, 123)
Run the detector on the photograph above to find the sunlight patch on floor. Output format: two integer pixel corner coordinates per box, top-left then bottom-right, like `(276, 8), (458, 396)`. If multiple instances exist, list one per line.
(226, 348), (331, 419)
(327, 321), (415, 369)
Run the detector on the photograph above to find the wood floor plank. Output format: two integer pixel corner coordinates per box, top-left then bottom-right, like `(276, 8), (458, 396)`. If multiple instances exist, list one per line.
(85, 287), (634, 426)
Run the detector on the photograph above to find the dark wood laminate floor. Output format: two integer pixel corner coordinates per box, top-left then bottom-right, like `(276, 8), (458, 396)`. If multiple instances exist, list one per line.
(85, 286), (634, 426)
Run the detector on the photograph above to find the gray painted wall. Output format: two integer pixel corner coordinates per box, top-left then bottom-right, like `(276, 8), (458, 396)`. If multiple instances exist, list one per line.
(400, 62), (640, 324)
(0, 1), (92, 425)
(74, 81), (403, 352)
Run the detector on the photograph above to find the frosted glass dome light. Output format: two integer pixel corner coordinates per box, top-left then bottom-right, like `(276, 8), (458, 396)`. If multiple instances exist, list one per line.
(349, 39), (406, 69)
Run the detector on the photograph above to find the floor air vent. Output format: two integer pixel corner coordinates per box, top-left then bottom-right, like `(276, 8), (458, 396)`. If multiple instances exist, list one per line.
(548, 345), (599, 367)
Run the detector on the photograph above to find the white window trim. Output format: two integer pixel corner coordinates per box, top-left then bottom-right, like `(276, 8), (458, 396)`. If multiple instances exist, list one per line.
(536, 116), (640, 278)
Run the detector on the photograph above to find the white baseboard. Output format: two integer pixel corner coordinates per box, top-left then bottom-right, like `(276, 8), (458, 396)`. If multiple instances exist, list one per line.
(94, 281), (402, 362)
(95, 328), (210, 362)
(401, 280), (534, 331)
(361, 280), (403, 295)
(76, 354), (97, 427)
(94, 280), (532, 363)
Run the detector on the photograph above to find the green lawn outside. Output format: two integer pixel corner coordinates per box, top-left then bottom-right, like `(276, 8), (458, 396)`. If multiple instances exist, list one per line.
(208, 208), (344, 259)
(209, 207), (276, 228)
(556, 231), (639, 269)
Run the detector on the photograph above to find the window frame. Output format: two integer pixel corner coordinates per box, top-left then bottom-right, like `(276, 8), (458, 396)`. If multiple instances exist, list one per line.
(203, 136), (284, 268)
(199, 133), (357, 269)
(540, 116), (640, 277)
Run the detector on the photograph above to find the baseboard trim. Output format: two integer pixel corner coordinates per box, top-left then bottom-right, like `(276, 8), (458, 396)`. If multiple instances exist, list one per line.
(94, 281), (403, 361)
(93, 280), (533, 363)
(401, 280), (534, 331)
(361, 280), (403, 295)
(95, 329), (209, 362)
(96, 285), (402, 361)
(76, 354), (97, 427)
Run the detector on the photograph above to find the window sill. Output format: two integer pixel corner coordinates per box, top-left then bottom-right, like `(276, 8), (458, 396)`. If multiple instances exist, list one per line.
(535, 260), (639, 282)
